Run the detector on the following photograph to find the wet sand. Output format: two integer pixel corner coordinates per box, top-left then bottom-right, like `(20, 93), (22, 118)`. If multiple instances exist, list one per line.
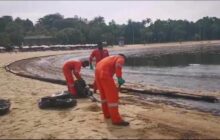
(0, 41), (220, 139)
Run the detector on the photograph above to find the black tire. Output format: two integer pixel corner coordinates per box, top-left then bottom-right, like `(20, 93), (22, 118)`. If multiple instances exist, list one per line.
(0, 99), (10, 115)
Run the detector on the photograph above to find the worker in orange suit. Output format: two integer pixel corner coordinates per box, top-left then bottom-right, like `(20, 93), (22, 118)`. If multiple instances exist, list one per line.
(63, 60), (89, 96)
(89, 42), (109, 93)
(95, 54), (129, 126)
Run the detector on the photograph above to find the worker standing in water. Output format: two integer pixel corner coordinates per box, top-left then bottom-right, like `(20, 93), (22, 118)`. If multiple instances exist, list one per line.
(89, 42), (109, 93)
(95, 54), (129, 126)
(63, 60), (89, 96)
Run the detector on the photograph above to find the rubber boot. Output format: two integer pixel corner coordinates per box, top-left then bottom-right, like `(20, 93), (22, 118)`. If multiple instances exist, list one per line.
(113, 120), (130, 126)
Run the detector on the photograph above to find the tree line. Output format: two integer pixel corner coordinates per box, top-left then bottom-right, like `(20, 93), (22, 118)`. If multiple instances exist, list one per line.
(0, 13), (220, 50)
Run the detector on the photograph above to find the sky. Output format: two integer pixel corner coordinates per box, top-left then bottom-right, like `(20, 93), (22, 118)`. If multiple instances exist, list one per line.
(0, 1), (220, 24)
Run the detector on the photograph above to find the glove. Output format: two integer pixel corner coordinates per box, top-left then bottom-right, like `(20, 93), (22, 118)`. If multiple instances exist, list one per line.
(117, 77), (125, 86)
(90, 64), (94, 70)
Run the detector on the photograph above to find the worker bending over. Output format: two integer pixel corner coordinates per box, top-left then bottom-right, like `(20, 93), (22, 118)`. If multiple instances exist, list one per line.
(95, 54), (129, 126)
(63, 60), (89, 96)
(89, 42), (109, 93)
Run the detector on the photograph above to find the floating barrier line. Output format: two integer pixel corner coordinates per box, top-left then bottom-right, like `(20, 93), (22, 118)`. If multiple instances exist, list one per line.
(4, 55), (219, 104)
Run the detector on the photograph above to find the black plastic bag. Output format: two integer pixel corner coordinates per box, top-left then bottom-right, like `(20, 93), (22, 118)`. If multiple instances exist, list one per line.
(0, 99), (10, 115)
(38, 92), (77, 109)
(74, 79), (93, 98)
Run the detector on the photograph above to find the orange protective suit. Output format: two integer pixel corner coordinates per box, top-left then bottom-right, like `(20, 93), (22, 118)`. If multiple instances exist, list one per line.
(95, 55), (125, 124)
(63, 60), (82, 96)
(89, 48), (109, 64)
(90, 48), (109, 92)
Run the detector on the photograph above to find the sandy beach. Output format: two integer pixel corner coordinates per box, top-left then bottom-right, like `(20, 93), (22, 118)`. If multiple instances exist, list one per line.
(1, 42), (220, 139)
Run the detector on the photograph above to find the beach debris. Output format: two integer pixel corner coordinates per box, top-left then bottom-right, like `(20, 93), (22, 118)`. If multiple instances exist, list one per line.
(38, 92), (77, 109)
(0, 99), (10, 115)
(74, 79), (93, 98)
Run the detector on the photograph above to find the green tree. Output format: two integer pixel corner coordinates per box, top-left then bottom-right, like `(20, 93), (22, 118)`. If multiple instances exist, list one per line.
(87, 16), (107, 43)
(55, 28), (85, 44)
(36, 13), (64, 33)
(0, 16), (13, 32)
(5, 22), (24, 46)
(0, 33), (11, 49)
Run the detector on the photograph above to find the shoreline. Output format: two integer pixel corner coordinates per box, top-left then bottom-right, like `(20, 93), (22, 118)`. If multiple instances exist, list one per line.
(6, 40), (220, 100)
(0, 41), (220, 139)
